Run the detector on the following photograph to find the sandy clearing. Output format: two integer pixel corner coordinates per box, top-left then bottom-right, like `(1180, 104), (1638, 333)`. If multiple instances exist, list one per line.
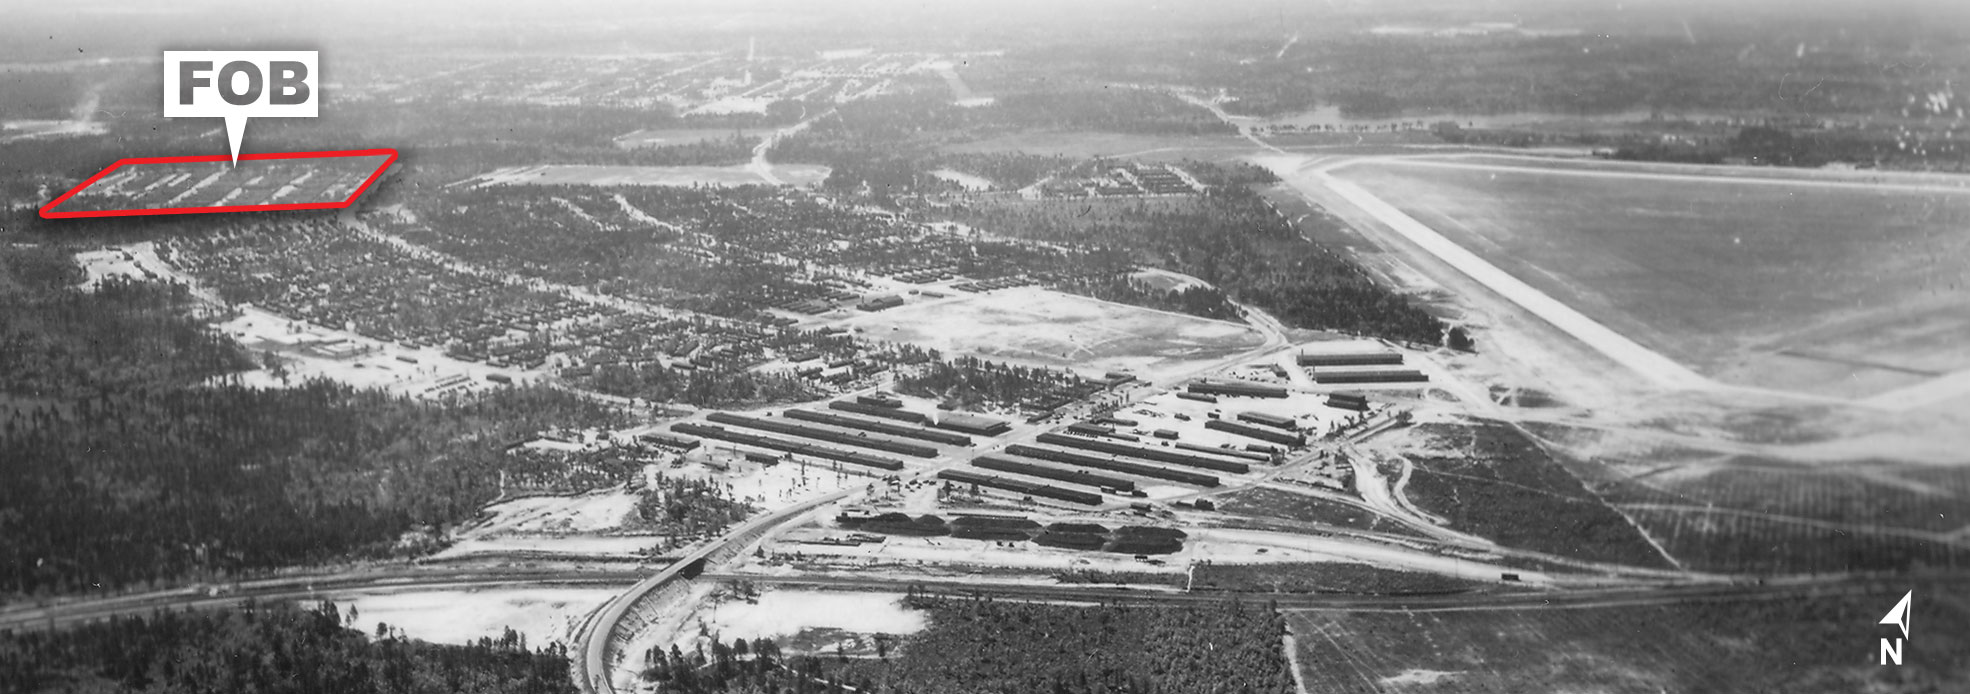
(212, 307), (533, 398)
(690, 589), (925, 643)
(466, 491), (642, 536)
(1186, 528), (1551, 584)
(930, 168), (995, 191)
(72, 245), (149, 290)
(431, 535), (663, 559)
(837, 286), (1264, 380)
(322, 587), (618, 648)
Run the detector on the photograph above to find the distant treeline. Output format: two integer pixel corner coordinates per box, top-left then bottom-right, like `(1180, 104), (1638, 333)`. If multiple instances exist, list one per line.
(1605, 126), (1970, 172)
(990, 18), (1970, 121)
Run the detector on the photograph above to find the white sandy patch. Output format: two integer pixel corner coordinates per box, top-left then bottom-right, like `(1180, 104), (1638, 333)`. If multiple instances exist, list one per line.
(930, 168), (995, 191)
(72, 245), (151, 290)
(467, 491), (642, 536)
(322, 587), (617, 648)
(432, 535), (664, 559)
(1380, 669), (1464, 686)
(1186, 528), (1548, 584)
(693, 590), (924, 643)
(836, 286), (1263, 381)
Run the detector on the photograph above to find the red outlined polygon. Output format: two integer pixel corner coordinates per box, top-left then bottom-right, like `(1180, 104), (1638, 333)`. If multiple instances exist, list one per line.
(39, 148), (398, 219)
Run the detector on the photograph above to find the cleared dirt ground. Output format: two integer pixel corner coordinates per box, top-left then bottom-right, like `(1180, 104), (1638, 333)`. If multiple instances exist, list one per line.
(838, 287), (1265, 379)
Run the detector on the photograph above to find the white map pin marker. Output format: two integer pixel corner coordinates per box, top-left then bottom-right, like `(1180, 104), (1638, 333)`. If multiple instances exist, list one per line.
(163, 51), (319, 165)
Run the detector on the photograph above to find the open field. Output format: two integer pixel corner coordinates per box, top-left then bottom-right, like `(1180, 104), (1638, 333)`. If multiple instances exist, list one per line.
(1285, 580), (1970, 693)
(1621, 506), (1969, 574)
(1597, 459), (1970, 533)
(473, 163), (829, 188)
(1331, 157), (1970, 400)
(213, 307), (534, 398)
(1522, 421), (1970, 573)
(1373, 420), (1676, 569)
(1215, 488), (1425, 538)
(838, 287), (1265, 378)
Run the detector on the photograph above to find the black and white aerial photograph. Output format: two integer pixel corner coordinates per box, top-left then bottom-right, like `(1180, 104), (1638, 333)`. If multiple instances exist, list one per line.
(2, 0), (1967, 691)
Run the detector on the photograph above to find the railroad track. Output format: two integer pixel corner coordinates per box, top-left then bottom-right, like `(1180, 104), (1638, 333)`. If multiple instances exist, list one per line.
(702, 571), (1925, 612)
(0, 568), (643, 632)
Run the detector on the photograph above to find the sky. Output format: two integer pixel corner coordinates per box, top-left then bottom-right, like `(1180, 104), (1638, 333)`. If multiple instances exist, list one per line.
(5, 0), (1965, 64)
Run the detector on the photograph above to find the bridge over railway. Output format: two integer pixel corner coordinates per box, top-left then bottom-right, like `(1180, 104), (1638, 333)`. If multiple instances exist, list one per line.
(571, 487), (863, 694)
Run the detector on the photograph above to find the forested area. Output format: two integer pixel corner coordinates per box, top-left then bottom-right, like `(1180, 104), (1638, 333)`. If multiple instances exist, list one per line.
(896, 357), (1104, 412)
(0, 240), (630, 596)
(638, 595), (1293, 694)
(846, 595), (1293, 694)
(635, 475), (758, 538)
(1, 246), (249, 398)
(939, 176), (1450, 345)
(0, 602), (575, 694)
(2, 378), (628, 595)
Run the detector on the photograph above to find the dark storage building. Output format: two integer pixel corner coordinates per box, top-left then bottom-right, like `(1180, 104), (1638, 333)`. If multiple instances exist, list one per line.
(1326, 393), (1370, 411)
(1297, 351), (1404, 367)
(1311, 369), (1428, 384)
(1187, 380), (1287, 398)
(935, 413), (1013, 436)
(638, 432), (703, 451)
(1206, 419), (1305, 447)
(1236, 411), (1297, 430)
